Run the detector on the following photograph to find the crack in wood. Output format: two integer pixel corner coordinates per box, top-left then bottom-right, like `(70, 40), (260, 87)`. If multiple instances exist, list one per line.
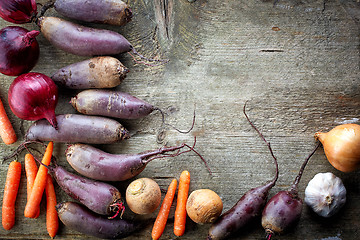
(154, 0), (173, 42)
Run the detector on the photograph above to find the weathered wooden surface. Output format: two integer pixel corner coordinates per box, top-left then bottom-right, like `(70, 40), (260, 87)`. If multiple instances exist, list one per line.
(0, 0), (359, 239)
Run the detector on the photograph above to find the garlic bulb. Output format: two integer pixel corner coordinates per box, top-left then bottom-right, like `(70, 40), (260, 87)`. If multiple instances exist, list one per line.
(305, 172), (346, 217)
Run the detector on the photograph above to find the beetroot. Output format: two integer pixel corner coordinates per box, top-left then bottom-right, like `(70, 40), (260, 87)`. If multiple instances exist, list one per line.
(261, 142), (321, 239)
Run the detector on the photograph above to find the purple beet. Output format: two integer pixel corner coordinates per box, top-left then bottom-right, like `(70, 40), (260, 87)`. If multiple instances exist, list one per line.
(261, 142), (321, 239)
(56, 201), (140, 239)
(207, 102), (279, 240)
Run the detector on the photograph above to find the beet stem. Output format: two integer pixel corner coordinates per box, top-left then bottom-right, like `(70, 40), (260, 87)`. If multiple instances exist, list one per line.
(290, 141), (321, 194)
(243, 101), (278, 185)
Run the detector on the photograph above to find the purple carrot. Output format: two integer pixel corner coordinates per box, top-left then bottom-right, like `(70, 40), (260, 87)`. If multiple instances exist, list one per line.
(71, 89), (156, 119)
(25, 114), (129, 144)
(207, 102), (279, 240)
(66, 139), (212, 182)
(56, 201), (140, 239)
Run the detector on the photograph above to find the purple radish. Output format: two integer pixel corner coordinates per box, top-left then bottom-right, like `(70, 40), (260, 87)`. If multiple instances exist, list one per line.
(52, 0), (133, 26)
(71, 89), (156, 119)
(261, 142), (321, 239)
(51, 56), (129, 89)
(25, 114), (129, 144)
(207, 102), (279, 240)
(65, 142), (210, 182)
(56, 201), (140, 239)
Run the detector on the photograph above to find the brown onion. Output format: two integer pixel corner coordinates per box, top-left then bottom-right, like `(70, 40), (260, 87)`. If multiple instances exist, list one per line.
(8, 72), (59, 129)
(315, 123), (360, 172)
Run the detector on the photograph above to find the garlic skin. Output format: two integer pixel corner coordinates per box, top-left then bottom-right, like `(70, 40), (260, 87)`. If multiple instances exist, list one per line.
(305, 172), (346, 218)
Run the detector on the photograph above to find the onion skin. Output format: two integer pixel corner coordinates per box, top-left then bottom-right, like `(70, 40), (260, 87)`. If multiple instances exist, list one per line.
(8, 72), (58, 129)
(315, 124), (360, 172)
(0, 26), (40, 76)
(0, 0), (37, 24)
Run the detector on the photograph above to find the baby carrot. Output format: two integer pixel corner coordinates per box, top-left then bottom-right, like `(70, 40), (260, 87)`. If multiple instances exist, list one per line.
(152, 179), (178, 240)
(174, 170), (190, 237)
(45, 174), (59, 239)
(25, 153), (40, 218)
(2, 160), (21, 230)
(0, 97), (17, 145)
(24, 141), (53, 218)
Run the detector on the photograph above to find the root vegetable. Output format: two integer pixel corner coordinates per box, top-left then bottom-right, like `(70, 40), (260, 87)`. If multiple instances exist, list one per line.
(50, 163), (124, 216)
(37, 16), (132, 56)
(65, 139), (211, 182)
(207, 102), (278, 240)
(56, 201), (140, 239)
(126, 178), (161, 215)
(174, 170), (190, 237)
(53, 0), (132, 26)
(25, 114), (129, 144)
(51, 56), (128, 89)
(71, 89), (155, 119)
(186, 189), (223, 224)
(261, 142), (321, 239)
(37, 16), (166, 65)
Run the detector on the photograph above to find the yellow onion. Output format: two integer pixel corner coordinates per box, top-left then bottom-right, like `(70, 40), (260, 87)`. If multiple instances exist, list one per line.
(315, 123), (360, 172)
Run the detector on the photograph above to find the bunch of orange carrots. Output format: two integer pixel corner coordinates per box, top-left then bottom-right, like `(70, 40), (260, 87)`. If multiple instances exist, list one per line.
(151, 170), (191, 240)
(1, 141), (59, 238)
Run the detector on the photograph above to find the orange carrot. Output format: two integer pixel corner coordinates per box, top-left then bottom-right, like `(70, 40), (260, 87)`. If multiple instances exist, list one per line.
(24, 141), (54, 218)
(2, 160), (21, 230)
(174, 170), (190, 237)
(45, 174), (59, 239)
(0, 97), (17, 145)
(152, 179), (178, 240)
(24, 153), (40, 218)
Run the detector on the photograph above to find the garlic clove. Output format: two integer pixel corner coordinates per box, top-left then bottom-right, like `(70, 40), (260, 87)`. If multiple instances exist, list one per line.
(305, 172), (346, 218)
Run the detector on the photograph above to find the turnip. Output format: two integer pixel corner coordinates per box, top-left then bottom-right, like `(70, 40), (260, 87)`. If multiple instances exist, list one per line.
(126, 178), (162, 215)
(186, 189), (223, 224)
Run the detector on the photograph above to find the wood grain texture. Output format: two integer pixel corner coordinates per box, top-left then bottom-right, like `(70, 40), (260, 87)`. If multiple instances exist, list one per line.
(0, 0), (359, 239)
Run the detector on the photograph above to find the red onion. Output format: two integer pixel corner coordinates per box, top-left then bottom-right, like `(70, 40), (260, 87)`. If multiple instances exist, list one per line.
(0, 26), (40, 76)
(8, 72), (59, 129)
(0, 0), (37, 24)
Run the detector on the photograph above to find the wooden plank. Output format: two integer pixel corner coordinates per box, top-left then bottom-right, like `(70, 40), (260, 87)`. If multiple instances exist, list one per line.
(0, 0), (359, 239)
